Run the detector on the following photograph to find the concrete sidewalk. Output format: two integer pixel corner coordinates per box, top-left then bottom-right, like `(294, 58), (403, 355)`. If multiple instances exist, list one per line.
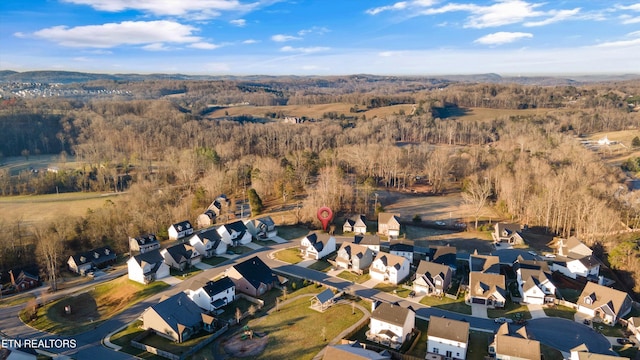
(361, 278), (382, 288)
(297, 259), (316, 268)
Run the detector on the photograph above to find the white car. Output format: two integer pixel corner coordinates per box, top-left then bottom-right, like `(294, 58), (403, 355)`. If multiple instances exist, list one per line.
(494, 317), (514, 324)
(527, 251), (538, 256)
(544, 253), (556, 258)
(435, 221), (446, 226)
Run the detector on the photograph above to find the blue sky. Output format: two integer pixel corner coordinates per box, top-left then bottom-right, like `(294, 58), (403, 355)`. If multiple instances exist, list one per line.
(1, 0), (639, 75)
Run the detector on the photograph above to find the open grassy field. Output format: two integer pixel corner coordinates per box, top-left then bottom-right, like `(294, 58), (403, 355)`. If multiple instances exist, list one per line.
(23, 276), (169, 335)
(273, 247), (303, 264)
(0, 191), (125, 226)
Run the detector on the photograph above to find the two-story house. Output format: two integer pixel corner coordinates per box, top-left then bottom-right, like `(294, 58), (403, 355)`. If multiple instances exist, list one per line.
(141, 292), (214, 343)
(367, 302), (415, 349)
(492, 223), (524, 245)
(217, 221), (252, 247)
(426, 316), (469, 360)
(354, 234), (381, 255)
(188, 228), (226, 258)
(370, 252), (410, 285)
(129, 234), (160, 254)
(161, 243), (201, 271)
(225, 256), (278, 297)
(577, 282), (633, 324)
(413, 260), (452, 296)
(300, 232), (336, 260)
(188, 277), (236, 312)
(244, 216), (277, 239)
(67, 246), (116, 275)
(343, 215), (367, 234)
(389, 243), (414, 264)
(127, 249), (170, 285)
(467, 272), (506, 308)
(335, 242), (373, 272)
(168, 220), (194, 241)
(514, 257), (557, 305)
(378, 212), (401, 239)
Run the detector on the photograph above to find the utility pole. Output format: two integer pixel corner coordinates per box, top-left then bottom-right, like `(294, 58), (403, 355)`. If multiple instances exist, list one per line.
(373, 193), (379, 216)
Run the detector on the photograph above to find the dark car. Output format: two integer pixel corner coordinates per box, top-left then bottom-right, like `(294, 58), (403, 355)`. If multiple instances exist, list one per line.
(617, 338), (635, 346)
(408, 291), (416, 298)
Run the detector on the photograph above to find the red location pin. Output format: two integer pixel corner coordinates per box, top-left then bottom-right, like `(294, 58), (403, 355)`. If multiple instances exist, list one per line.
(317, 206), (333, 231)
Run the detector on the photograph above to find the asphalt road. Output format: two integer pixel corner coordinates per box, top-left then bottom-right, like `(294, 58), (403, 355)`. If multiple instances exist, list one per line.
(0, 236), (615, 359)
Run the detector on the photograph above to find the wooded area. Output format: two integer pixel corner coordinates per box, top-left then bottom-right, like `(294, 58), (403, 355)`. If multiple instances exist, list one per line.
(1, 75), (639, 294)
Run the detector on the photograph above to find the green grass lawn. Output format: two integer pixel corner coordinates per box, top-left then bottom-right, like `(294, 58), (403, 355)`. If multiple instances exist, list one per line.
(468, 331), (492, 360)
(615, 345), (639, 359)
(22, 277), (169, 335)
(543, 305), (576, 320)
(253, 238), (277, 246)
(487, 301), (531, 320)
(559, 288), (581, 303)
(338, 271), (371, 284)
(593, 323), (626, 337)
(541, 344), (565, 360)
(231, 245), (256, 254)
(373, 283), (412, 298)
(420, 294), (472, 315)
(235, 296), (364, 360)
(169, 266), (202, 278)
(274, 247), (303, 264)
(277, 225), (310, 240)
(201, 256), (228, 267)
(306, 259), (332, 272)
(109, 321), (165, 360)
(0, 293), (36, 308)
(406, 319), (429, 357)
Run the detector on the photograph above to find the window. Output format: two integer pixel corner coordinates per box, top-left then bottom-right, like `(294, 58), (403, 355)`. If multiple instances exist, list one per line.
(446, 351), (452, 357)
(432, 348), (439, 354)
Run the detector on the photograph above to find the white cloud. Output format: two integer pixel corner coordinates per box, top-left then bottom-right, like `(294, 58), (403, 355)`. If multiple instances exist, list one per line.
(243, 39), (258, 44)
(271, 34), (301, 42)
(366, 1), (438, 15)
(524, 8), (580, 27)
(73, 57), (90, 62)
(142, 43), (171, 51)
(205, 62), (231, 72)
(280, 46), (330, 53)
(32, 20), (201, 48)
(594, 31), (640, 48)
(378, 51), (397, 57)
(297, 26), (330, 36)
(230, 19), (246, 27)
(474, 31), (533, 45)
(61, 0), (258, 18)
(620, 15), (640, 24)
(189, 42), (220, 50)
(616, 4), (640, 12)
(462, 1), (544, 28)
(14, 32), (26, 38)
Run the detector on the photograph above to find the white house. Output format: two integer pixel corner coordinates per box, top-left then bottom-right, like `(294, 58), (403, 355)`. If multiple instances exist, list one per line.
(413, 260), (452, 296)
(129, 234), (160, 254)
(244, 216), (277, 239)
(168, 220), (194, 241)
(188, 277), (236, 312)
(467, 272), (506, 308)
(343, 215), (367, 234)
(300, 232), (336, 260)
(127, 249), (170, 285)
(570, 344), (621, 360)
(378, 213), (401, 239)
(492, 223), (524, 245)
(335, 242), (373, 272)
(551, 256), (600, 280)
(369, 252), (410, 285)
(389, 243), (414, 264)
(515, 258), (557, 305)
(427, 316), (469, 360)
(577, 282), (633, 324)
(188, 228), (226, 258)
(627, 317), (640, 343)
(217, 221), (252, 246)
(367, 302), (415, 349)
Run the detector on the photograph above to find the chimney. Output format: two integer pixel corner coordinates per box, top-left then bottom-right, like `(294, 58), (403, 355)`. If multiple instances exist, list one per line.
(9, 270), (16, 286)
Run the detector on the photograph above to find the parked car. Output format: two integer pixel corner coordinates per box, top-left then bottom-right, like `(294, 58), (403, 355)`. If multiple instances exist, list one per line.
(435, 221), (446, 226)
(527, 251), (538, 256)
(617, 338), (635, 345)
(494, 317), (514, 324)
(408, 291), (416, 298)
(544, 253), (556, 258)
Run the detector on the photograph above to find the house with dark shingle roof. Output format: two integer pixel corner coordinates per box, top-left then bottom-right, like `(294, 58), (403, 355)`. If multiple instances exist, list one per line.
(217, 220), (252, 246)
(427, 316), (470, 360)
(67, 246), (116, 275)
(577, 282), (633, 324)
(188, 277), (236, 311)
(367, 302), (415, 349)
(389, 242), (414, 264)
(141, 292), (214, 343)
(467, 272), (506, 308)
(311, 288), (335, 312)
(489, 323), (541, 360)
(168, 220), (194, 241)
(343, 215), (367, 234)
(244, 216), (277, 239)
(377, 212), (400, 239)
(197, 209), (217, 228)
(225, 256), (278, 297)
(469, 251), (501, 274)
(9, 270), (39, 292)
(129, 234), (160, 254)
(492, 223), (524, 244)
(353, 234), (381, 255)
(161, 243), (201, 271)
(551, 237), (600, 280)
(336, 242), (373, 272)
(188, 228), (226, 258)
(514, 256), (557, 305)
(127, 249), (170, 284)
(323, 342), (391, 360)
(300, 232), (336, 260)
(370, 252), (410, 285)
(414, 260), (452, 296)
(427, 245), (458, 273)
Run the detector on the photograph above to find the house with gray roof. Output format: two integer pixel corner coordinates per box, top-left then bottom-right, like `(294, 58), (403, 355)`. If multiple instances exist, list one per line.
(141, 292), (214, 343)
(197, 209), (217, 228)
(168, 220), (194, 241)
(300, 232), (336, 260)
(469, 251), (501, 274)
(353, 234), (381, 255)
(389, 242), (414, 264)
(427, 245), (458, 273)
(127, 249), (170, 285)
(311, 288), (335, 312)
(336, 242), (373, 272)
(514, 257), (556, 305)
(225, 256), (278, 297)
(492, 223), (524, 245)
(427, 316), (469, 360)
(188, 228), (226, 258)
(367, 302), (415, 349)
(377, 212), (401, 239)
(161, 243), (201, 271)
(217, 220), (252, 246)
(129, 234), (160, 254)
(244, 216), (277, 239)
(67, 246), (116, 275)
(414, 260), (452, 296)
(323, 342), (391, 360)
(489, 323), (541, 360)
(343, 215), (367, 234)
(188, 277), (236, 312)
(370, 252), (410, 285)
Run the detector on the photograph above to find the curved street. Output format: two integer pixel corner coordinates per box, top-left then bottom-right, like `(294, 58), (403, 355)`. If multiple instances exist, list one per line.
(0, 235), (615, 359)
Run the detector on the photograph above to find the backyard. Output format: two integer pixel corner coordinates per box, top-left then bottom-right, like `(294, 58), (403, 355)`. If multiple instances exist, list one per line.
(420, 293), (472, 315)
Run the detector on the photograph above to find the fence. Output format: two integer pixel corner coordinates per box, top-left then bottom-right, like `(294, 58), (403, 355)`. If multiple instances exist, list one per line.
(130, 324), (229, 360)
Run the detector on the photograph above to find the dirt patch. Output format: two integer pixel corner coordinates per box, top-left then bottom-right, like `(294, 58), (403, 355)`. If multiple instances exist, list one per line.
(222, 332), (268, 358)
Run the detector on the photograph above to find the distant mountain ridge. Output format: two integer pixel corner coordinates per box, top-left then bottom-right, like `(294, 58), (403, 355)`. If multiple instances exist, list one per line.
(0, 70), (638, 85)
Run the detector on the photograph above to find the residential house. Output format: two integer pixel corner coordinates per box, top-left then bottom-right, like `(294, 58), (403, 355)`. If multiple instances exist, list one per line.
(197, 209), (217, 228)
(577, 282), (633, 324)
(389, 243), (414, 264)
(343, 215), (367, 234)
(427, 245), (458, 274)
(426, 316), (469, 360)
(141, 292), (214, 343)
(354, 234), (381, 255)
(627, 317), (640, 343)
(8, 270), (39, 292)
(188, 228), (226, 258)
(67, 246), (116, 275)
(127, 249), (170, 285)
(245, 216), (277, 239)
(413, 261), (452, 296)
(129, 234), (160, 254)
(217, 220), (252, 247)
(514, 257), (556, 305)
(323, 342), (391, 360)
(168, 220), (194, 241)
(492, 223), (524, 245)
(370, 252), (410, 285)
(225, 256), (278, 297)
(300, 232), (336, 260)
(551, 237), (600, 280)
(569, 344), (629, 360)
(367, 302), (415, 349)
(161, 243), (201, 271)
(188, 277), (236, 312)
(209, 195), (230, 217)
(556, 237), (593, 258)
(336, 242), (373, 272)
(469, 251), (501, 274)
(467, 272), (506, 308)
(378, 212), (401, 239)
(489, 323), (541, 360)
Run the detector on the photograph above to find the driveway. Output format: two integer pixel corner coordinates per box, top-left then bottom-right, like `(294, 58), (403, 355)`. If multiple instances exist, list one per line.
(527, 303), (547, 319)
(195, 262), (213, 270)
(245, 243), (263, 250)
(160, 276), (183, 286)
(360, 277), (382, 288)
(269, 235), (289, 244)
(297, 259), (316, 268)
(471, 304), (488, 318)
